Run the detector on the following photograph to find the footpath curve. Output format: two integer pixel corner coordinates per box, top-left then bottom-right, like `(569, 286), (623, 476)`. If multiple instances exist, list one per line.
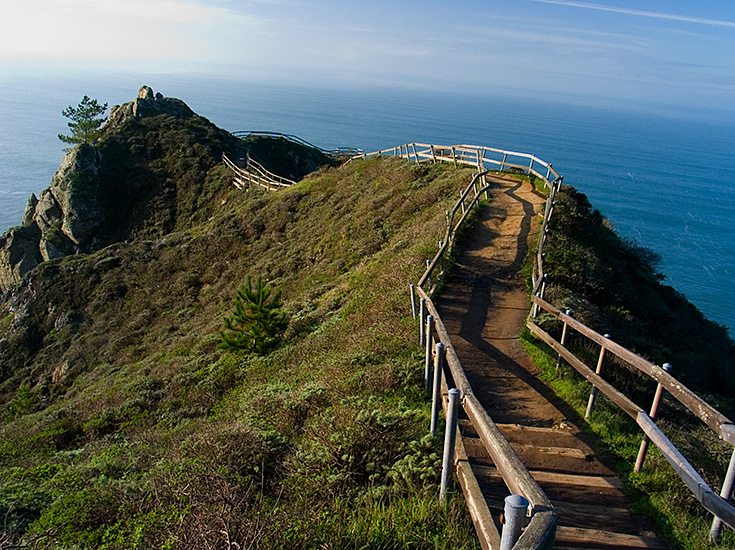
(437, 175), (664, 549)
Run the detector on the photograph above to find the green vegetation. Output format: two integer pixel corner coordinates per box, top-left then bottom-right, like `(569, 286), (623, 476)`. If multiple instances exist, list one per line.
(221, 276), (288, 353)
(58, 96), (108, 147)
(523, 184), (735, 549)
(0, 147), (480, 548)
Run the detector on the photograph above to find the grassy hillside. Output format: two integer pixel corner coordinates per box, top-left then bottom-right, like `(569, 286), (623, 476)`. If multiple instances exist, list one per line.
(0, 156), (480, 548)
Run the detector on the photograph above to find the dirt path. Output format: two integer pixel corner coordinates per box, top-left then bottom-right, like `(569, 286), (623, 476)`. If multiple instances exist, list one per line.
(438, 174), (564, 426)
(437, 175), (663, 549)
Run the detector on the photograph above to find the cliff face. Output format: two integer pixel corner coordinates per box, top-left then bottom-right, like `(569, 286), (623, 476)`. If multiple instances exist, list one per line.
(0, 86), (237, 291)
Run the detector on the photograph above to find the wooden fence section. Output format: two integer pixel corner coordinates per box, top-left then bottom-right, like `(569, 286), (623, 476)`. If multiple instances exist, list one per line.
(356, 143), (559, 190)
(527, 177), (735, 541)
(222, 152), (295, 192)
(413, 169), (558, 549)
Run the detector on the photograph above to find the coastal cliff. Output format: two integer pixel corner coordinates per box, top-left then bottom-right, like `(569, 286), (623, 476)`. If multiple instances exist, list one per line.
(0, 86), (237, 290)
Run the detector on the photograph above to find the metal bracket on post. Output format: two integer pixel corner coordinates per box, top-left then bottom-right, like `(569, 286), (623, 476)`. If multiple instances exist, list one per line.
(634, 363), (672, 472)
(440, 388), (461, 502)
(585, 334), (610, 419)
(500, 494), (530, 550)
(430, 342), (445, 436)
(424, 315), (435, 394)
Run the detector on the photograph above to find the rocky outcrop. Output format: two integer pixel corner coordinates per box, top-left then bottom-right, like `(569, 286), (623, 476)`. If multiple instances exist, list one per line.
(0, 86), (216, 291)
(106, 85), (195, 128)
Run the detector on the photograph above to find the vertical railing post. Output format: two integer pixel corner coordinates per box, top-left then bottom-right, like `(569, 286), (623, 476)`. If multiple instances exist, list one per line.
(410, 284), (417, 318)
(585, 334), (611, 419)
(460, 191), (466, 215)
(532, 274), (548, 317)
(430, 145), (437, 164)
(424, 315), (435, 394)
(483, 173), (489, 200)
(430, 342), (445, 436)
(419, 298), (427, 347)
(452, 147), (457, 167)
(440, 388), (461, 502)
(501, 152), (508, 171)
(500, 494), (529, 550)
(634, 363), (672, 472)
(556, 309), (572, 371)
(710, 447), (735, 542)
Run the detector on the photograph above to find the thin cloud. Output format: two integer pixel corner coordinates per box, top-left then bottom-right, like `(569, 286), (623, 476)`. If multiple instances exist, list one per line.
(530, 0), (735, 28)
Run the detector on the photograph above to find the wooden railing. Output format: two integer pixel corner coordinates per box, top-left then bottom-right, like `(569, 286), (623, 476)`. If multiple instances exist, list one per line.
(528, 178), (735, 541)
(356, 143), (559, 190)
(222, 152), (295, 192)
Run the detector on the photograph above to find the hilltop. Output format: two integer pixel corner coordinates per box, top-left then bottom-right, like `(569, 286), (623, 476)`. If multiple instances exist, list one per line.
(0, 88), (479, 548)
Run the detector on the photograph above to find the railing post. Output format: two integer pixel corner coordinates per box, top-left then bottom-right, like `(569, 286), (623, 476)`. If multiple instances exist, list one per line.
(634, 363), (672, 472)
(532, 274), (548, 317)
(556, 309), (572, 371)
(460, 192), (466, 215)
(585, 334), (611, 419)
(430, 342), (445, 436)
(500, 494), (529, 550)
(410, 283), (417, 318)
(424, 315), (435, 393)
(501, 152), (508, 171)
(430, 145), (437, 164)
(419, 298), (427, 347)
(440, 388), (461, 502)
(710, 447), (735, 542)
(452, 147), (457, 167)
(483, 173), (489, 200)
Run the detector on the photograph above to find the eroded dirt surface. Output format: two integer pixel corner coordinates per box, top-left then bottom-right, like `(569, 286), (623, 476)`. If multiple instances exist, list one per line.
(437, 174), (568, 428)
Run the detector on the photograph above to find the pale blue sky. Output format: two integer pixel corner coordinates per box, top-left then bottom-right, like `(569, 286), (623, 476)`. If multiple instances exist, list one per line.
(1, 0), (734, 114)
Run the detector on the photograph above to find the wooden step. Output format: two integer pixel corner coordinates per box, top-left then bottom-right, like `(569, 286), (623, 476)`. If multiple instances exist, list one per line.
(555, 525), (666, 549)
(472, 463), (626, 505)
(481, 492), (635, 533)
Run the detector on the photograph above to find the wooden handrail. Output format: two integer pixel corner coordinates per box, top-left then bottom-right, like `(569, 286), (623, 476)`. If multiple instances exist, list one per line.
(531, 296), (733, 435)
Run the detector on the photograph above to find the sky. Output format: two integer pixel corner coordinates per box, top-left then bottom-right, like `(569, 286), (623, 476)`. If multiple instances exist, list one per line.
(0, 0), (734, 115)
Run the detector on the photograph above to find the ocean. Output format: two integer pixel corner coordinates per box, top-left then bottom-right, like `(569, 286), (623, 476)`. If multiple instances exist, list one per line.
(1, 72), (734, 334)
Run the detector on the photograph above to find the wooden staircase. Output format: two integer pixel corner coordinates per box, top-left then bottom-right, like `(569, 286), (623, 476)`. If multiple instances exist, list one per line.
(460, 420), (665, 549)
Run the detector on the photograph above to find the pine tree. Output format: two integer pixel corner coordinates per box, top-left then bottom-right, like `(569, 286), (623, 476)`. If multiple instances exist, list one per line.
(220, 277), (288, 354)
(58, 95), (108, 147)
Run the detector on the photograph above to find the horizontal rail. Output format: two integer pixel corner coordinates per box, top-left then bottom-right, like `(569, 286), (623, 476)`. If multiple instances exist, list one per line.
(527, 303), (735, 531)
(234, 130), (364, 156)
(222, 152), (294, 192)
(531, 296), (733, 437)
(358, 142), (560, 189)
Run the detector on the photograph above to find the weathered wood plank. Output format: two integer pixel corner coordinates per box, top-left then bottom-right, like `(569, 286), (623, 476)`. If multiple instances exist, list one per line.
(555, 526), (667, 549)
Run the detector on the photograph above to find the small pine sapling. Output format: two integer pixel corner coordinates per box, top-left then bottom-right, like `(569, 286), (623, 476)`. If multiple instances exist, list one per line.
(220, 276), (288, 354)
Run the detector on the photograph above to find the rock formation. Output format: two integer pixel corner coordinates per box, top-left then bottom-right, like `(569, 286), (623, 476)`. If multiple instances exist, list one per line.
(0, 87), (222, 292)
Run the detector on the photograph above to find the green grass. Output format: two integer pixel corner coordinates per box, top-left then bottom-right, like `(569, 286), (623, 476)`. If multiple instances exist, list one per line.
(0, 157), (482, 548)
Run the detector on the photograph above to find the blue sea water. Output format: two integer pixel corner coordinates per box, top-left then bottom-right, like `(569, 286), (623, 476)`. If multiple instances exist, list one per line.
(1, 73), (734, 334)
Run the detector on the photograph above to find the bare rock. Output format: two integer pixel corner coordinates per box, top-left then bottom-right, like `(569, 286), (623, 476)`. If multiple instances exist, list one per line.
(0, 224), (43, 290)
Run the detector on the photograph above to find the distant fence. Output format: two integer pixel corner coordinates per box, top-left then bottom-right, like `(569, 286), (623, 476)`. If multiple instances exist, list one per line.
(234, 131), (364, 157)
(527, 176), (735, 542)
(355, 143), (559, 189)
(223, 132), (363, 192)
(222, 152), (295, 192)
